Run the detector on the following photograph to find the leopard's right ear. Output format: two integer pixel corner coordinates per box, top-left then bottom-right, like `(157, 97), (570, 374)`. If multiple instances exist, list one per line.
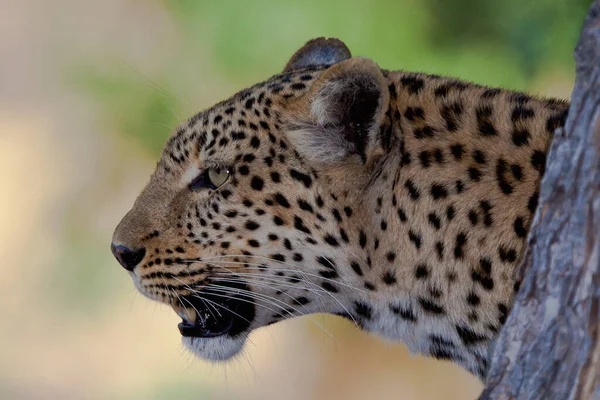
(283, 37), (351, 72)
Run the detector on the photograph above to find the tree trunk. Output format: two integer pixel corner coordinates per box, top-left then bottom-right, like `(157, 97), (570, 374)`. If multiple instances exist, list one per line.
(479, 2), (600, 399)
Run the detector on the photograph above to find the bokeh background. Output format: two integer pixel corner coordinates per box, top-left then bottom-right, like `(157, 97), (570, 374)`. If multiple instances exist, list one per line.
(1, 0), (590, 399)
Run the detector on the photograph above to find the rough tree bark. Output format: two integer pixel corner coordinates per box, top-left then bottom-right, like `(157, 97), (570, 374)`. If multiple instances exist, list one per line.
(480, 2), (600, 399)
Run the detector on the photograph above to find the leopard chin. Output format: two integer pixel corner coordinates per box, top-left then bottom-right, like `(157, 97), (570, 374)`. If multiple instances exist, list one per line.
(182, 334), (248, 362)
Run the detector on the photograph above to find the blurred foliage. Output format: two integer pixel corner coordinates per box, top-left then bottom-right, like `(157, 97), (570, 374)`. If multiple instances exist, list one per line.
(75, 0), (588, 156)
(425, 0), (592, 76)
(75, 67), (181, 156)
(48, 217), (129, 315)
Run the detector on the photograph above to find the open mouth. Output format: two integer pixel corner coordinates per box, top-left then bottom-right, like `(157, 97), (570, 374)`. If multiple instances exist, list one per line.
(171, 280), (255, 339)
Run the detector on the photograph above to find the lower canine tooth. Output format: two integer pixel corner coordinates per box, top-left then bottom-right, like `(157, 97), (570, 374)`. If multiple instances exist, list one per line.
(182, 307), (197, 323)
(172, 304), (197, 324)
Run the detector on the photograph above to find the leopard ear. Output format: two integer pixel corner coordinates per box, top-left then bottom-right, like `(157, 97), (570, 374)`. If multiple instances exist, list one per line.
(283, 37), (351, 72)
(285, 57), (390, 166)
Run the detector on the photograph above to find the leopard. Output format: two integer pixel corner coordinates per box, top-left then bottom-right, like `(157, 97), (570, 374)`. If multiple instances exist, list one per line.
(111, 37), (569, 380)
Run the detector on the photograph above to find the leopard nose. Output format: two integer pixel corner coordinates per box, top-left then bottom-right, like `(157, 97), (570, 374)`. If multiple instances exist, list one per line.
(111, 243), (146, 271)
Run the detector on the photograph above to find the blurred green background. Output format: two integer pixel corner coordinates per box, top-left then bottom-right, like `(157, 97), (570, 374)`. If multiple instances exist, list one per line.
(0, 0), (588, 399)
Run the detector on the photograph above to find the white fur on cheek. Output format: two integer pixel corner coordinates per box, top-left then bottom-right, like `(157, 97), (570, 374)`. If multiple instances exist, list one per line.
(181, 165), (201, 186)
(182, 335), (247, 361)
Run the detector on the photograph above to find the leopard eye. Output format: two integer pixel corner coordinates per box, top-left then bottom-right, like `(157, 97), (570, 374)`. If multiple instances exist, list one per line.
(189, 167), (230, 190)
(208, 167), (230, 188)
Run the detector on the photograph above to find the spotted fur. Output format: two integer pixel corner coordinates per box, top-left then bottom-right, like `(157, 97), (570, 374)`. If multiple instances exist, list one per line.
(112, 37), (569, 379)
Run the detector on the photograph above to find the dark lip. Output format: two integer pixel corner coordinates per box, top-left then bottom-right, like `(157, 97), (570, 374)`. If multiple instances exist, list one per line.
(178, 318), (234, 338)
(175, 280), (255, 339)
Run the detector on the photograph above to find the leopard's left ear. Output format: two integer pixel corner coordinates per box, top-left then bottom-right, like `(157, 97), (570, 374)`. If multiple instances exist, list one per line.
(284, 37), (351, 72)
(285, 57), (391, 167)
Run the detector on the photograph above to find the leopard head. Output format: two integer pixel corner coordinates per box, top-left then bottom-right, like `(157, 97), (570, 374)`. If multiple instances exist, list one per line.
(112, 38), (396, 361)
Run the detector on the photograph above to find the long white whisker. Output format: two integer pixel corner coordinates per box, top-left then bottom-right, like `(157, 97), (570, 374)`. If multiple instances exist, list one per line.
(190, 256), (368, 295)
(203, 262), (357, 325)
(181, 288), (260, 345)
(171, 276), (222, 319)
(204, 260), (333, 316)
(190, 261), (325, 301)
(146, 257), (361, 295)
(150, 255), (360, 326)
(209, 271), (327, 298)
(203, 262), (332, 330)
(206, 279), (334, 339)
(202, 283), (335, 339)
(193, 295), (254, 326)
(321, 254), (353, 288)
(195, 287), (281, 319)
(143, 275), (283, 316)
(210, 273), (325, 303)
(205, 268), (357, 327)
(206, 279), (313, 319)
(204, 284), (297, 318)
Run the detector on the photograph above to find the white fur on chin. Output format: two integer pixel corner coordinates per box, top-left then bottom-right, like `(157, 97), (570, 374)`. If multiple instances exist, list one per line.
(182, 334), (247, 361)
